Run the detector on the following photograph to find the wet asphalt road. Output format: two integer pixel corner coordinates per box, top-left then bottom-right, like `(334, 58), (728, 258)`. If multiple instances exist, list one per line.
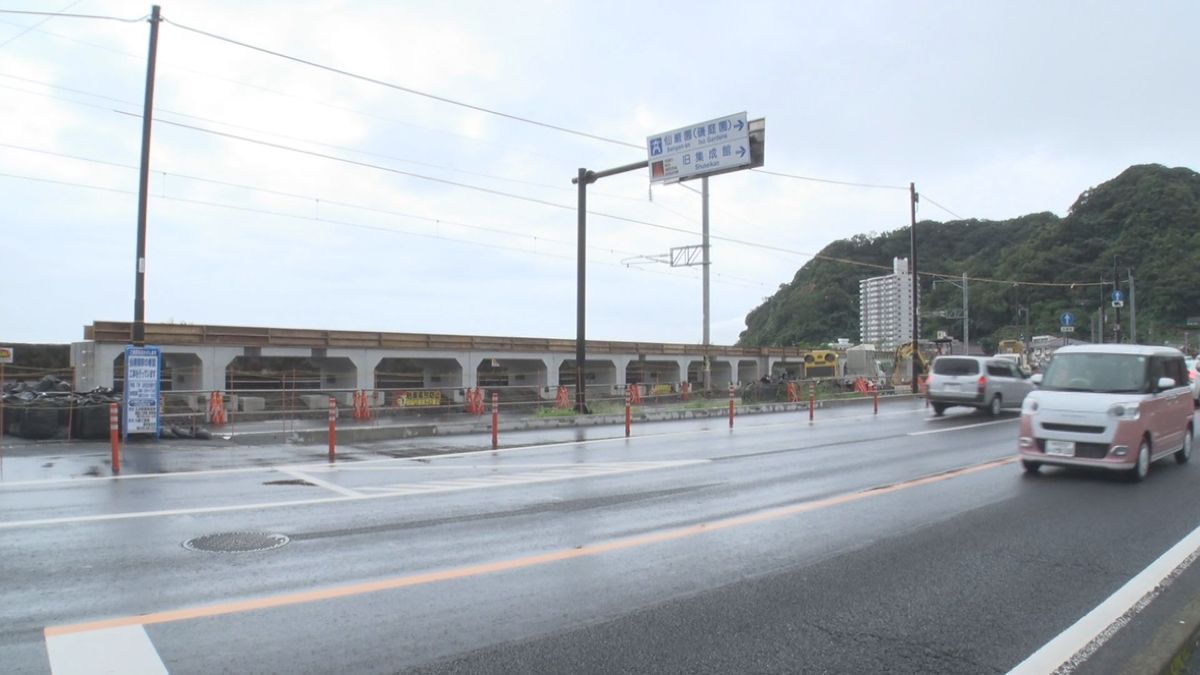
(3, 399), (1200, 674)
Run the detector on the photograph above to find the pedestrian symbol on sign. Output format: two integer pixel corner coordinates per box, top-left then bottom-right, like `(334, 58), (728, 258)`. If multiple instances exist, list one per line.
(649, 138), (664, 156)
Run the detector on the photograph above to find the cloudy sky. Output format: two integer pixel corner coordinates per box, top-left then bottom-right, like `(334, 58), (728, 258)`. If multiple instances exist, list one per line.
(1, 0), (1196, 346)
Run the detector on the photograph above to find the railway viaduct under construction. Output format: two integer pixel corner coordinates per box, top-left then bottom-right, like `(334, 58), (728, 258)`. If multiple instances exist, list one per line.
(72, 321), (823, 403)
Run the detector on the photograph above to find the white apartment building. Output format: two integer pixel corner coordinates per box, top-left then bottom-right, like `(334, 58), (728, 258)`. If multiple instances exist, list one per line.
(859, 257), (918, 350)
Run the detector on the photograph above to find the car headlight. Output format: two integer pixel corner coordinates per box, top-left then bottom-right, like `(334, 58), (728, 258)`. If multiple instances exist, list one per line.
(1107, 402), (1141, 421)
(1021, 398), (1039, 414)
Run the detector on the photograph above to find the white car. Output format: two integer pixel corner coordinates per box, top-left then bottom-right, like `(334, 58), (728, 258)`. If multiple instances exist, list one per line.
(1019, 345), (1195, 480)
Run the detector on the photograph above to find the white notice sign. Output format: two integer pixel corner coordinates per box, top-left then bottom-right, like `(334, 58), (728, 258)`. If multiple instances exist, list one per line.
(124, 345), (161, 437)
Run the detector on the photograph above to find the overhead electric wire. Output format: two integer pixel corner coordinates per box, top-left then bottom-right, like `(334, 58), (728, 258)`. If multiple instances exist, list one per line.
(162, 17), (644, 151)
(0, 169), (763, 288)
(0, 74), (644, 201)
(921, 194), (964, 220)
(0, 0), (81, 49)
(0, 18), (1099, 290)
(0, 9), (146, 23)
(751, 168), (908, 191)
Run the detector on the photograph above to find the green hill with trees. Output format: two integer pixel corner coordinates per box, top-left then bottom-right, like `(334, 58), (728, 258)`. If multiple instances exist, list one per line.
(737, 164), (1200, 353)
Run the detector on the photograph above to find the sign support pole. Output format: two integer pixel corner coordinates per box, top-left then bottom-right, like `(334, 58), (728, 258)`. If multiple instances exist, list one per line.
(702, 176), (711, 393)
(572, 160), (648, 414)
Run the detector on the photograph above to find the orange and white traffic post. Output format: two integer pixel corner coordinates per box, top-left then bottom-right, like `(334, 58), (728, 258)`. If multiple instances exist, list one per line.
(109, 402), (120, 475)
(809, 383), (815, 422)
(491, 392), (499, 450)
(873, 387), (879, 415)
(728, 383), (735, 429)
(327, 396), (337, 462)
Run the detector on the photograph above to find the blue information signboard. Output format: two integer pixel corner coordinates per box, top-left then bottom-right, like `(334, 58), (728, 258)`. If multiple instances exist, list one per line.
(123, 345), (161, 439)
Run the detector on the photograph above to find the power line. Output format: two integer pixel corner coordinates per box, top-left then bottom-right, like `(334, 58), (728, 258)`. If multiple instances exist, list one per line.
(0, 9), (146, 23)
(121, 112), (710, 238)
(0, 0), (81, 49)
(751, 168), (908, 191)
(0, 169), (765, 288)
(921, 194), (964, 220)
(162, 17), (644, 151)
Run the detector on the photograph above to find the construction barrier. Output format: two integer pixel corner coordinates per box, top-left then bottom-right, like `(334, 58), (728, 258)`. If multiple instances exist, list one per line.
(628, 384), (643, 406)
(786, 381), (800, 403)
(555, 386), (571, 409)
(353, 390), (372, 421)
(853, 378), (877, 394)
(680, 382), (690, 402)
(207, 391), (227, 426)
(465, 387), (486, 415)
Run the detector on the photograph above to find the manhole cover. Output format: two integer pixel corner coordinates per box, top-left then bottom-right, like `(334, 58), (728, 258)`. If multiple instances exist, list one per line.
(183, 531), (289, 553)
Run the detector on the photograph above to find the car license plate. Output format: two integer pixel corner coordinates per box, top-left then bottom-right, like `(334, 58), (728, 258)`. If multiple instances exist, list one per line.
(944, 383), (959, 390)
(1045, 440), (1075, 457)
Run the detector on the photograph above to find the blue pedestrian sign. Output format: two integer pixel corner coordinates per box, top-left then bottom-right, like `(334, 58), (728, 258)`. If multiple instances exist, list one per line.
(1111, 290), (1124, 308)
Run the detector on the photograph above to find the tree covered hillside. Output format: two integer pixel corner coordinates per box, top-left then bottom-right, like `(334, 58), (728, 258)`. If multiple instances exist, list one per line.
(738, 164), (1200, 351)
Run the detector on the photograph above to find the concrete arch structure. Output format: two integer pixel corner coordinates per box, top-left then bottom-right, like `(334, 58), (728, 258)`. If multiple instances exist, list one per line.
(72, 322), (816, 398)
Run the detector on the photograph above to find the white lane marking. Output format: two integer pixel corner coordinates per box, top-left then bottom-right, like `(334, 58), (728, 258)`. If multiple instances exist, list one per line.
(1008, 520), (1200, 674)
(46, 624), (167, 675)
(274, 468), (363, 498)
(907, 418), (1017, 436)
(319, 461), (710, 498)
(0, 461), (708, 530)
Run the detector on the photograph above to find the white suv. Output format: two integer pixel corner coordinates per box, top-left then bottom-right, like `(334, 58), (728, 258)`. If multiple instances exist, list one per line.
(1018, 344), (1195, 481)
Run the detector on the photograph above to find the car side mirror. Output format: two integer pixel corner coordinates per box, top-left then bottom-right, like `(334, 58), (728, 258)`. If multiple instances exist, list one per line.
(1030, 373), (1043, 386)
(1157, 376), (1177, 391)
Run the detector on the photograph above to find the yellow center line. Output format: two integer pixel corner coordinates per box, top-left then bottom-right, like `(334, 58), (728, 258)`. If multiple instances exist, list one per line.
(44, 456), (1015, 638)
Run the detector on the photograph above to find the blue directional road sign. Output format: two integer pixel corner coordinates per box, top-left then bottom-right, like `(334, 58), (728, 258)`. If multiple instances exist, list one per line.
(1060, 311), (1076, 333)
(646, 112), (751, 185)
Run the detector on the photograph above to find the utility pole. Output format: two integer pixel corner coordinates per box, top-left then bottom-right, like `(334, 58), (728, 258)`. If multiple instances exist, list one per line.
(909, 183), (919, 393)
(702, 176), (711, 392)
(1112, 257), (1122, 344)
(962, 272), (969, 355)
(1129, 268), (1137, 343)
(132, 5), (161, 347)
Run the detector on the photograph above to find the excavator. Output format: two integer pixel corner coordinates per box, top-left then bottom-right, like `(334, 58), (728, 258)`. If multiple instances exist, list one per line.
(891, 341), (930, 386)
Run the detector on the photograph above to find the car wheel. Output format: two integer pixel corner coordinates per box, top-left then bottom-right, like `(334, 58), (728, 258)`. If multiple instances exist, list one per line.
(988, 395), (1002, 417)
(1021, 460), (1041, 474)
(1130, 438), (1151, 482)
(932, 403), (947, 416)
(1176, 426), (1193, 465)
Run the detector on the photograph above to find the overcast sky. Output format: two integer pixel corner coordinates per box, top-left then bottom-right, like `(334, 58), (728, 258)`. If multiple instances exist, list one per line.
(2, 0), (1196, 346)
